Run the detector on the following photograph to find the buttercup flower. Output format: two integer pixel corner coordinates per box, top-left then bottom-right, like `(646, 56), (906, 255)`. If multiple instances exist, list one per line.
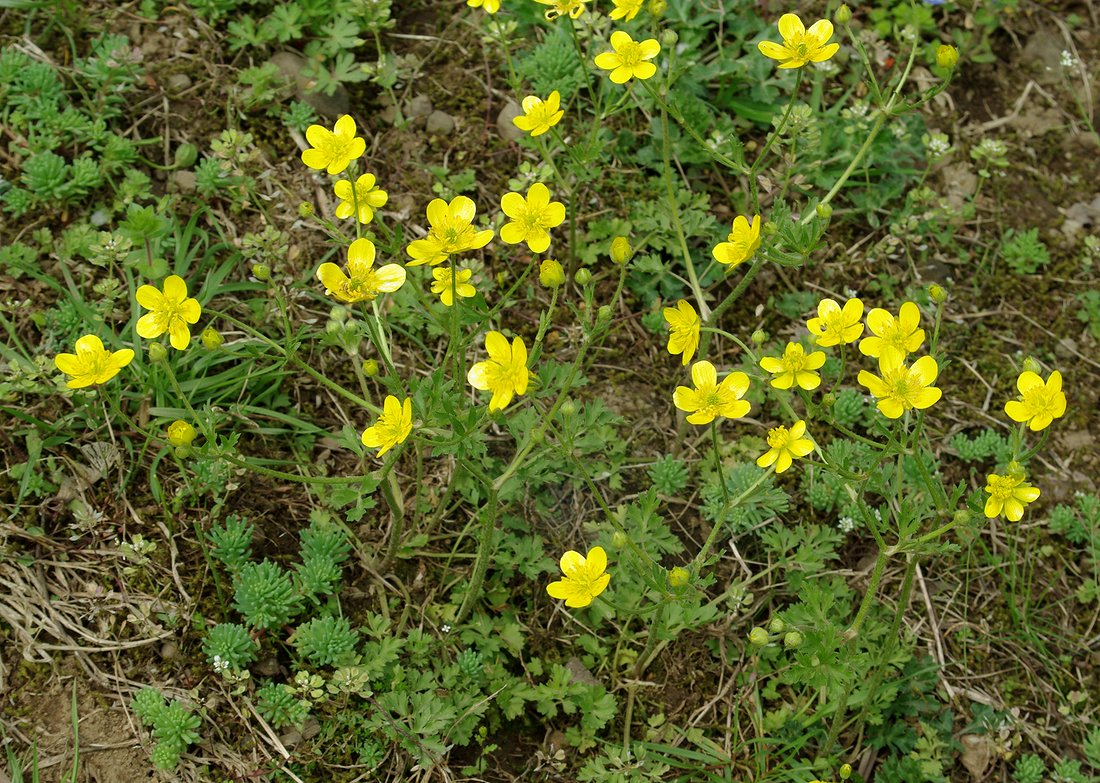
(594, 31), (661, 84)
(407, 196), (495, 266)
(467, 0), (500, 12)
(535, 0), (587, 20)
(858, 356), (941, 419)
(333, 173), (388, 224)
(467, 331), (529, 411)
(361, 395), (413, 457)
(757, 420), (815, 473)
(759, 342), (826, 390)
(167, 420), (197, 447)
(1004, 370), (1066, 431)
(984, 471), (1040, 521)
(513, 91), (564, 137)
(807, 297), (864, 346)
(663, 299), (700, 365)
(609, 0), (644, 20)
(301, 114), (366, 175)
(431, 266), (477, 306)
(712, 215), (762, 268)
(673, 361), (751, 425)
(546, 546), (610, 608)
(758, 13), (841, 69)
(317, 238), (406, 303)
(858, 301), (925, 367)
(54, 334), (134, 389)
(539, 259), (566, 288)
(136, 275), (202, 350)
(500, 183), (566, 254)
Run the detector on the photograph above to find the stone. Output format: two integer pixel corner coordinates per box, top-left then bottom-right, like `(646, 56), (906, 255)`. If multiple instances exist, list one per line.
(425, 110), (455, 135)
(268, 51), (350, 119)
(497, 100), (524, 142)
(166, 73), (191, 92)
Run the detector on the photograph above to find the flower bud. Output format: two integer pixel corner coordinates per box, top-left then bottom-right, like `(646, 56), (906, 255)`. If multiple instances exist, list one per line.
(148, 342), (168, 362)
(610, 236), (632, 265)
(929, 284), (947, 304)
(816, 203), (833, 219)
(952, 509), (971, 527)
(820, 392), (837, 409)
(612, 531), (628, 548)
(648, 0), (667, 15)
(936, 44), (959, 70)
(768, 617), (786, 634)
(574, 268), (592, 286)
(362, 359), (379, 377)
(539, 259), (565, 288)
(529, 428), (544, 443)
(167, 420), (197, 447)
(173, 143), (198, 169)
(559, 399), (576, 416)
(298, 202), (314, 218)
(783, 630), (803, 649)
(763, 220), (778, 236)
(835, 4), (852, 24)
(252, 263), (271, 282)
(751, 329), (767, 345)
(660, 29), (678, 48)
(748, 627), (769, 646)
(201, 326), (224, 351)
(1022, 356), (1042, 374)
(840, 764), (853, 780)
(597, 304), (612, 323)
(668, 567), (689, 588)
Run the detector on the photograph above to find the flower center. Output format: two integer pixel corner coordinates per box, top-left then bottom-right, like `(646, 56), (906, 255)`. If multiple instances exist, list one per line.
(1021, 387), (1058, 418)
(766, 426), (790, 449)
(781, 349), (809, 372)
(795, 41), (809, 58)
(618, 42), (642, 67)
(988, 474), (1021, 501)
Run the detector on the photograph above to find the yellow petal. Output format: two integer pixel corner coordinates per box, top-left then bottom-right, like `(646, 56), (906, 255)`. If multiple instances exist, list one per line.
(317, 263), (348, 295)
(806, 19), (834, 43)
(54, 353), (82, 374)
(609, 30), (632, 50)
(637, 39), (661, 59)
(374, 264), (407, 293)
(691, 360), (717, 389)
(450, 195), (476, 223)
(136, 312), (164, 339)
(467, 361), (491, 391)
(168, 322), (192, 350)
(777, 13), (805, 41)
(585, 546), (607, 576)
(484, 331), (510, 362)
(135, 285), (163, 310)
(163, 275), (188, 303)
(560, 550), (585, 575)
(758, 40), (791, 61)
(348, 237), (376, 270)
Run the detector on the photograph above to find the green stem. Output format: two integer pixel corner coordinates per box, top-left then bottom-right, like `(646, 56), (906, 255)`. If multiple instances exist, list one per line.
(692, 467), (772, 570)
(749, 69), (805, 211)
(660, 100), (709, 320)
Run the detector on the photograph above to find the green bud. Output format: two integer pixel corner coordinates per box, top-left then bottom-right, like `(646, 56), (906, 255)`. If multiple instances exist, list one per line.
(529, 428), (544, 443)
(820, 392), (837, 409)
(952, 509), (971, 527)
(252, 263), (271, 282)
(574, 268), (592, 286)
(298, 202), (314, 218)
(936, 44), (959, 70)
(929, 283), (948, 304)
(539, 259), (565, 288)
(840, 764), (853, 780)
(148, 342), (168, 362)
(612, 531), (628, 548)
(597, 304), (612, 323)
(816, 203), (833, 219)
(559, 399), (576, 416)
(783, 630), (804, 649)
(763, 221), (778, 236)
(768, 617), (785, 634)
(648, 0), (667, 15)
(748, 627), (769, 646)
(1022, 356), (1042, 374)
(668, 567), (689, 588)
(201, 326), (224, 350)
(362, 359), (379, 377)
(167, 419), (197, 447)
(660, 29), (678, 48)
(610, 236), (632, 265)
(835, 4), (852, 24)
(173, 143), (198, 169)
(751, 329), (767, 345)
(173, 445), (193, 459)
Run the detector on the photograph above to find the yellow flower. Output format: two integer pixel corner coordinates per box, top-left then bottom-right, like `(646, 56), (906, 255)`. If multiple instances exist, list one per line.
(858, 301), (925, 367)
(333, 173), (388, 224)
(406, 196), (495, 266)
(712, 215), (762, 268)
(984, 472), (1040, 521)
(857, 356), (942, 419)
(546, 546), (610, 608)
(467, 0), (500, 12)
(513, 91), (564, 137)
(361, 395), (413, 457)
(663, 299), (700, 365)
(167, 420), (197, 447)
(136, 275), (202, 350)
(609, 0), (644, 20)
(535, 0), (587, 20)
(301, 114), (366, 175)
(757, 420), (814, 473)
(807, 297), (864, 347)
(54, 334), (134, 389)
(759, 342), (826, 390)
(758, 13), (840, 69)
(1004, 370), (1066, 431)
(673, 360), (751, 425)
(936, 44), (959, 70)
(539, 259), (566, 288)
(594, 30), (661, 84)
(467, 331), (529, 411)
(317, 238), (406, 303)
(430, 266), (477, 306)
(499, 183), (566, 254)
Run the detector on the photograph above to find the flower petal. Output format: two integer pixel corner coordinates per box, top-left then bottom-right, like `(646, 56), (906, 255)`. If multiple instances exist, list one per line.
(777, 13), (805, 41)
